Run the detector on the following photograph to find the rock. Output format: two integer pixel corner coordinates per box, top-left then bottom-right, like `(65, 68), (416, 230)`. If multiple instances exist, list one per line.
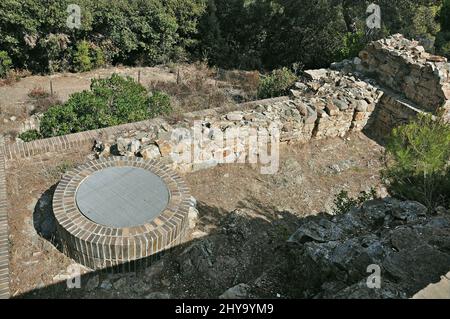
(355, 100), (368, 112)
(155, 140), (173, 157)
(113, 277), (128, 290)
(226, 112), (244, 121)
(219, 283), (250, 299)
(188, 206), (199, 229)
(192, 159), (218, 172)
(85, 275), (99, 291)
(100, 279), (113, 290)
(145, 292), (171, 299)
(332, 98), (349, 111)
(116, 138), (131, 156)
(130, 140), (141, 154)
(289, 219), (345, 244)
(140, 144), (161, 161)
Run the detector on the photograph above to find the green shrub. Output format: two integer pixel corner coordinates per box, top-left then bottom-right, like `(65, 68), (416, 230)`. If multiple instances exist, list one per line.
(149, 91), (172, 117)
(0, 51), (12, 78)
(333, 188), (377, 215)
(92, 47), (106, 68)
(18, 129), (42, 142)
(383, 114), (450, 209)
(257, 67), (297, 99)
(39, 74), (171, 138)
(73, 40), (92, 72)
(335, 31), (366, 61)
(40, 104), (79, 137)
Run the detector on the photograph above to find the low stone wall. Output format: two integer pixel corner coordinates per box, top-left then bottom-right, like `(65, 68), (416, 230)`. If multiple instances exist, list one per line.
(92, 71), (381, 174)
(0, 137), (9, 299)
(369, 92), (424, 139)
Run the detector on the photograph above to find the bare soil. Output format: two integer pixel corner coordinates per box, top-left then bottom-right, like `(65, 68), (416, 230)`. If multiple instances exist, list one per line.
(0, 64), (258, 141)
(5, 132), (386, 298)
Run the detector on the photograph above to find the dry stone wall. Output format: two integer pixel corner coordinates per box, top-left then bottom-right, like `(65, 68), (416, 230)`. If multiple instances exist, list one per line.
(334, 34), (450, 118)
(93, 71), (381, 174)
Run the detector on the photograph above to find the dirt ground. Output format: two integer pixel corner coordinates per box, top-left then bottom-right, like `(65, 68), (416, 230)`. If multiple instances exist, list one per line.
(0, 64), (257, 141)
(0, 66), (176, 137)
(5, 132), (386, 298)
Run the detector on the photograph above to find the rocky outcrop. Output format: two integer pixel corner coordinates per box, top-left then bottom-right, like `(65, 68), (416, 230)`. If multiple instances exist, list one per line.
(284, 199), (450, 299)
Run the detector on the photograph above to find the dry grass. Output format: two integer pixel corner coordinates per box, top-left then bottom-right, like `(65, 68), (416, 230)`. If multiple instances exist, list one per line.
(149, 62), (261, 114)
(150, 62), (233, 113)
(0, 69), (31, 87)
(27, 87), (62, 115)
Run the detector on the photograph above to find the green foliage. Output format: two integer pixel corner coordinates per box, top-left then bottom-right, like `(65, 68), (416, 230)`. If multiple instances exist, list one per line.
(0, 0), (206, 73)
(0, 50), (12, 78)
(383, 114), (450, 209)
(149, 91), (172, 117)
(336, 31), (366, 62)
(257, 67), (297, 99)
(18, 129), (41, 142)
(333, 188), (377, 215)
(39, 74), (172, 138)
(73, 40), (92, 72)
(92, 47), (106, 68)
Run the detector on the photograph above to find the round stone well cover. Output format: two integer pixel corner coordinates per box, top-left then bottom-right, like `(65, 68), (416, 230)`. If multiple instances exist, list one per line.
(75, 166), (170, 228)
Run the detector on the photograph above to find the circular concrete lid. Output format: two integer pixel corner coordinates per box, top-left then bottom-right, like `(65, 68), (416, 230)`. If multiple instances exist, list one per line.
(75, 166), (170, 228)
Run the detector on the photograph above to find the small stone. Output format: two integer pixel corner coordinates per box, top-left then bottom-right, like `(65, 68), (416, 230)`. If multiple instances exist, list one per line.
(85, 275), (99, 291)
(100, 279), (112, 290)
(188, 206), (199, 229)
(145, 292), (171, 299)
(156, 140), (173, 157)
(226, 112), (244, 121)
(140, 144), (161, 161)
(219, 283), (250, 299)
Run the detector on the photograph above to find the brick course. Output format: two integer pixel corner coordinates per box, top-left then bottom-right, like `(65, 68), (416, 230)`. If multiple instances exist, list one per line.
(0, 136), (9, 299)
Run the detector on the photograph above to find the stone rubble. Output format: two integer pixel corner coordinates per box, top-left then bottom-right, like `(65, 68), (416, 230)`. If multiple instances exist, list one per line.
(94, 71), (382, 174)
(333, 34), (450, 119)
(283, 198), (450, 298)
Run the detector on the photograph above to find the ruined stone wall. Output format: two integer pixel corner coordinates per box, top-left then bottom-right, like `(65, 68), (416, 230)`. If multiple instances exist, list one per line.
(358, 34), (450, 115)
(94, 71), (381, 174)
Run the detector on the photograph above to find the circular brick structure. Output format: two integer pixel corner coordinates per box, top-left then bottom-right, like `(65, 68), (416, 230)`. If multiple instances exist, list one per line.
(53, 157), (192, 271)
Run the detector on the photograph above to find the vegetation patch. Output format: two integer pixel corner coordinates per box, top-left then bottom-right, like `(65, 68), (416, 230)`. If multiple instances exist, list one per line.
(383, 114), (450, 209)
(22, 74), (172, 140)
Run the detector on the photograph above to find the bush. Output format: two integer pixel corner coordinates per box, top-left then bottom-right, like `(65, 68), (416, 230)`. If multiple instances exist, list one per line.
(19, 129), (42, 142)
(149, 91), (172, 117)
(383, 114), (450, 209)
(257, 67), (297, 99)
(39, 74), (172, 138)
(73, 40), (92, 72)
(0, 51), (12, 78)
(92, 47), (106, 68)
(333, 188), (377, 215)
(335, 31), (366, 61)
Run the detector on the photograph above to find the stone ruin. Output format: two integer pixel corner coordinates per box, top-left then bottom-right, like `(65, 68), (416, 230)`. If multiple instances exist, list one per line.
(88, 35), (450, 298)
(93, 35), (450, 175)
